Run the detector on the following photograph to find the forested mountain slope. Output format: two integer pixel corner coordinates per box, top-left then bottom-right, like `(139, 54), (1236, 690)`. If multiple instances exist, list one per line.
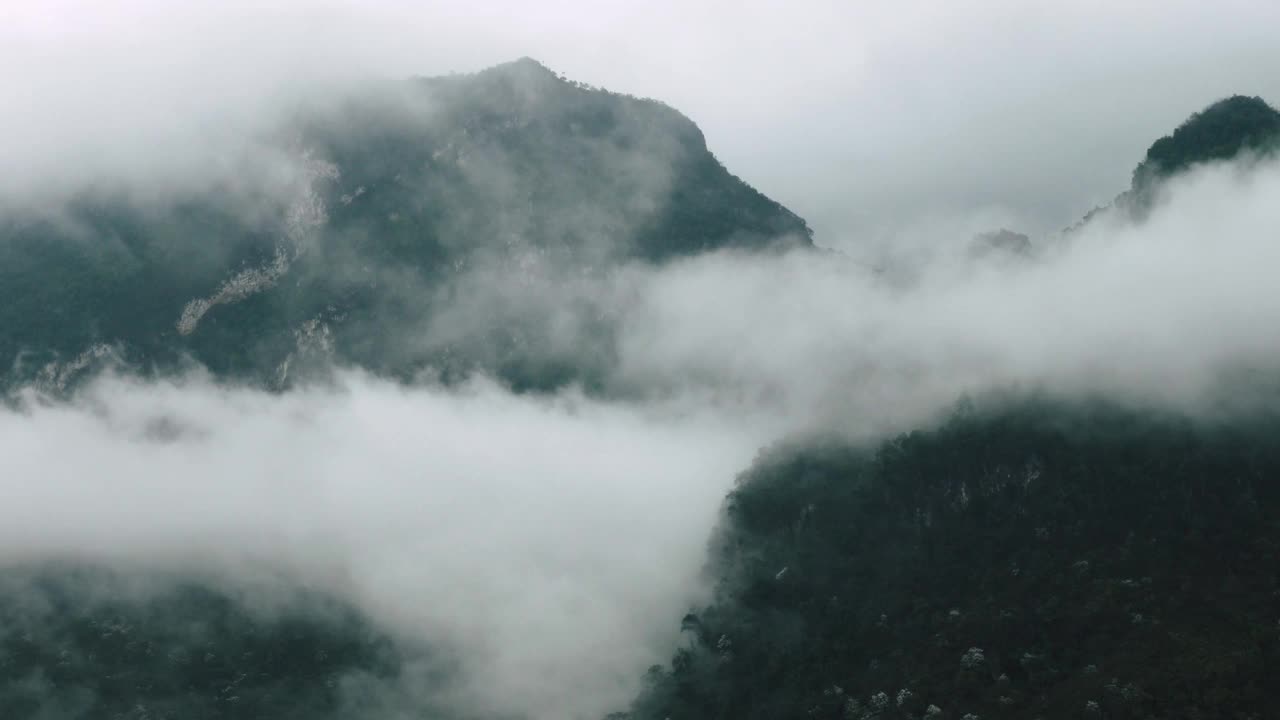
(0, 59), (813, 720)
(621, 400), (1280, 720)
(619, 96), (1280, 720)
(0, 58), (810, 391)
(0, 566), (408, 720)
(1076, 95), (1280, 227)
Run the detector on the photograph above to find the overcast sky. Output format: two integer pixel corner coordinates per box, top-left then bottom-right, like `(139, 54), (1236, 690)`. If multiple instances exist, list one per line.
(5, 0), (1280, 243)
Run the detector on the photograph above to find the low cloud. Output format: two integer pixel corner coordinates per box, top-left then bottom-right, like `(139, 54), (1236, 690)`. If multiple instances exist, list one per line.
(0, 372), (761, 719)
(613, 155), (1280, 436)
(5, 6), (1280, 717)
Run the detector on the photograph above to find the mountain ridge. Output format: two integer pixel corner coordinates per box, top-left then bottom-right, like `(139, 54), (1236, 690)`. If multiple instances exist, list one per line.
(615, 97), (1280, 720)
(1069, 94), (1280, 232)
(0, 59), (812, 393)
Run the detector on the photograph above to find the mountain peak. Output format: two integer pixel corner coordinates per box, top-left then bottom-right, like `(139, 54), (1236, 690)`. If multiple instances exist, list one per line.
(0, 55), (813, 390)
(1065, 94), (1280, 232)
(1133, 94), (1280, 187)
(509, 56), (552, 71)
(487, 56), (558, 78)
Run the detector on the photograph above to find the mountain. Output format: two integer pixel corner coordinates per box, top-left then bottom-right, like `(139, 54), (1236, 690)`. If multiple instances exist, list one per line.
(0, 58), (811, 392)
(617, 399), (1280, 720)
(1073, 95), (1280, 230)
(9, 64), (1279, 720)
(1133, 95), (1280, 187)
(0, 565), (409, 720)
(615, 100), (1280, 720)
(980, 97), (1280, 253)
(0, 59), (815, 720)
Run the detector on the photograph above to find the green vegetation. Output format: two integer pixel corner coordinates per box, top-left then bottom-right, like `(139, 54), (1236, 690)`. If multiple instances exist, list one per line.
(620, 399), (1280, 720)
(1134, 95), (1280, 187)
(0, 58), (811, 393)
(0, 566), (408, 720)
(1070, 95), (1280, 231)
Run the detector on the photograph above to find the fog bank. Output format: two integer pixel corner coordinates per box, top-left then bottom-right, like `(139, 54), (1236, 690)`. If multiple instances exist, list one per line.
(0, 372), (761, 719)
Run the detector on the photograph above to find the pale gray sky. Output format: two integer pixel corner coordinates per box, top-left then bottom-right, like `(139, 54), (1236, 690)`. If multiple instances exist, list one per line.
(4, 1), (1280, 241)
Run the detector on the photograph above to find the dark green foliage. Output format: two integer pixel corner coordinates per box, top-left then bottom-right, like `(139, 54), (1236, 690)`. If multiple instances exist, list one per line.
(0, 194), (280, 380)
(625, 400), (1280, 719)
(1066, 95), (1280, 233)
(0, 566), (409, 720)
(0, 58), (810, 392)
(1134, 96), (1280, 187)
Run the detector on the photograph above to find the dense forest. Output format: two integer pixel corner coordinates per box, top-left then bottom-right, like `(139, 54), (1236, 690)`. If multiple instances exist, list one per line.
(0, 58), (810, 392)
(1134, 95), (1280, 185)
(616, 96), (1280, 720)
(0, 567), (407, 720)
(1072, 95), (1280, 228)
(619, 399), (1280, 720)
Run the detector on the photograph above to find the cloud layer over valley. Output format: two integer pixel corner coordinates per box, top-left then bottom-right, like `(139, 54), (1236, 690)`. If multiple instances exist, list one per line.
(5, 151), (1280, 716)
(0, 373), (758, 719)
(5, 3), (1280, 718)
